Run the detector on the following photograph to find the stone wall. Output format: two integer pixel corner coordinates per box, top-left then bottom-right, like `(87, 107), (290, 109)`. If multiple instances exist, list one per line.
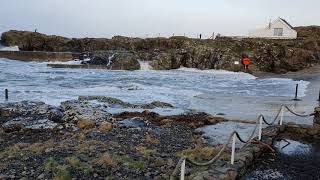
(0, 51), (76, 62)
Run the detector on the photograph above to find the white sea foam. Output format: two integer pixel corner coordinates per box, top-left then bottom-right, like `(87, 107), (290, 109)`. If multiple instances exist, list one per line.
(176, 67), (256, 80)
(138, 60), (152, 71)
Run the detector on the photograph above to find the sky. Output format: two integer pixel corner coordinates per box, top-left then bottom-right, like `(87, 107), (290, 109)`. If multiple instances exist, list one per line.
(0, 0), (319, 38)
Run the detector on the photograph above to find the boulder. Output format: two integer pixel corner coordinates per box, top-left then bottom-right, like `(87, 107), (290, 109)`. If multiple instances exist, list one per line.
(60, 99), (112, 124)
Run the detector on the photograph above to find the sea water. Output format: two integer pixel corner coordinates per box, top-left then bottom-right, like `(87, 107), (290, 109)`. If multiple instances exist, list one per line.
(0, 58), (311, 121)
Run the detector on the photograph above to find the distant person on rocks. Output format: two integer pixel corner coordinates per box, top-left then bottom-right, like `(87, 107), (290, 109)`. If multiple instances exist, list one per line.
(200, 34), (202, 39)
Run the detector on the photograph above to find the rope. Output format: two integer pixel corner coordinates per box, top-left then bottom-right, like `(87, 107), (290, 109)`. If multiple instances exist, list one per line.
(185, 131), (236, 166)
(170, 104), (315, 179)
(259, 106), (283, 126)
(283, 105), (313, 117)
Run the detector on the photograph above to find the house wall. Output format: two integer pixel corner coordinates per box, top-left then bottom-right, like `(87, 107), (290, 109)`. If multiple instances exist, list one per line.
(249, 19), (297, 39)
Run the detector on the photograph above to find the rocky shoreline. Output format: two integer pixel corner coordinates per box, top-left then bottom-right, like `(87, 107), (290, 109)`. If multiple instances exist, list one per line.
(1, 96), (320, 179)
(1, 27), (320, 73)
(0, 97), (224, 179)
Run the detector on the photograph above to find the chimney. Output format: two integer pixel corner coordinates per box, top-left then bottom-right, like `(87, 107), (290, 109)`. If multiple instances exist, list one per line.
(268, 19), (271, 29)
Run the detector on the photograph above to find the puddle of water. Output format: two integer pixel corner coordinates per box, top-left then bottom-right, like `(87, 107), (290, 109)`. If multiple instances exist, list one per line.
(244, 139), (320, 180)
(275, 139), (312, 156)
(197, 122), (263, 147)
(118, 118), (147, 128)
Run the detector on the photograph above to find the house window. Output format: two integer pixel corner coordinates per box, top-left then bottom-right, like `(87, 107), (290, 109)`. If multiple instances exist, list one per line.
(274, 28), (283, 36)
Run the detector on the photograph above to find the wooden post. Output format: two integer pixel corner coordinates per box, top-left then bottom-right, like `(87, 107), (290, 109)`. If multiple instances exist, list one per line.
(180, 159), (186, 180)
(279, 106), (284, 125)
(231, 133), (236, 165)
(258, 116), (263, 140)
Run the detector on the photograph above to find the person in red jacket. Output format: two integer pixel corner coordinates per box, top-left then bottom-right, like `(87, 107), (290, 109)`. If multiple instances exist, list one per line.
(242, 56), (251, 70)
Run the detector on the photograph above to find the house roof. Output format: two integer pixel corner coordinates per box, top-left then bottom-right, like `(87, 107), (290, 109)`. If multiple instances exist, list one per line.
(279, 18), (294, 29)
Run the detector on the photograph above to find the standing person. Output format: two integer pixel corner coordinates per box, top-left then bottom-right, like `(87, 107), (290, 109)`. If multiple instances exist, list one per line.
(199, 34), (202, 39)
(241, 56), (251, 70)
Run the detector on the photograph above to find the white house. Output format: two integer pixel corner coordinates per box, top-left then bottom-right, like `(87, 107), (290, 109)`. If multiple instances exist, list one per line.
(249, 18), (297, 39)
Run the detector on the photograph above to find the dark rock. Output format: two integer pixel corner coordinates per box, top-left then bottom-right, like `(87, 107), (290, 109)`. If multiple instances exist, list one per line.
(82, 51), (140, 70)
(77, 96), (174, 109)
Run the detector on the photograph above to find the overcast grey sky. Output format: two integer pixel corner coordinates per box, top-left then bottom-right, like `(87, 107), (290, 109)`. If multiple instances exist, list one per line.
(0, 0), (319, 38)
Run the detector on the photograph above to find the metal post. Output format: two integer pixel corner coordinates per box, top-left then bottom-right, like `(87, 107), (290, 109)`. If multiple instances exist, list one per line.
(279, 106), (284, 125)
(5, 89), (8, 101)
(258, 116), (263, 140)
(231, 133), (236, 165)
(180, 159), (186, 180)
(293, 84), (300, 101)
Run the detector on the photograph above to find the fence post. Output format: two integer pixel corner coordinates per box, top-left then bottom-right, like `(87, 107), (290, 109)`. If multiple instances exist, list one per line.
(180, 159), (186, 180)
(279, 106), (284, 125)
(258, 116), (263, 140)
(231, 133), (236, 165)
(5, 89), (8, 101)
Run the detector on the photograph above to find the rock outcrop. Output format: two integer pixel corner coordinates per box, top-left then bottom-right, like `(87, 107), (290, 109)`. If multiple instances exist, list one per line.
(0, 101), (63, 132)
(1, 27), (320, 73)
(82, 51), (140, 70)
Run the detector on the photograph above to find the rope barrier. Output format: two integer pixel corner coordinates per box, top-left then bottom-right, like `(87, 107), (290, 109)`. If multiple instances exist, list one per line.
(171, 104), (315, 180)
(283, 105), (313, 117)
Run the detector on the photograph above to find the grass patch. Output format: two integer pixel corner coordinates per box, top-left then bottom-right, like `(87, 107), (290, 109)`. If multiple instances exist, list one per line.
(76, 119), (95, 129)
(65, 156), (93, 175)
(93, 152), (118, 168)
(136, 145), (157, 157)
(120, 155), (146, 170)
(177, 146), (230, 162)
(145, 134), (160, 144)
(0, 140), (56, 157)
(44, 158), (72, 180)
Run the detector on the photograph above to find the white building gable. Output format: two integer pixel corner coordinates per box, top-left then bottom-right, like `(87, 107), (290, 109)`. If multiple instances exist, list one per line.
(249, 18), (297, 39)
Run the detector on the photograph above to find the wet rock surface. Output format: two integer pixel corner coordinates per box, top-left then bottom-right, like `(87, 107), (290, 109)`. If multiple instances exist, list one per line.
(77, 96), (174, 109)
(115, 111), (225, 128)
(0, 101), (63, 132)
